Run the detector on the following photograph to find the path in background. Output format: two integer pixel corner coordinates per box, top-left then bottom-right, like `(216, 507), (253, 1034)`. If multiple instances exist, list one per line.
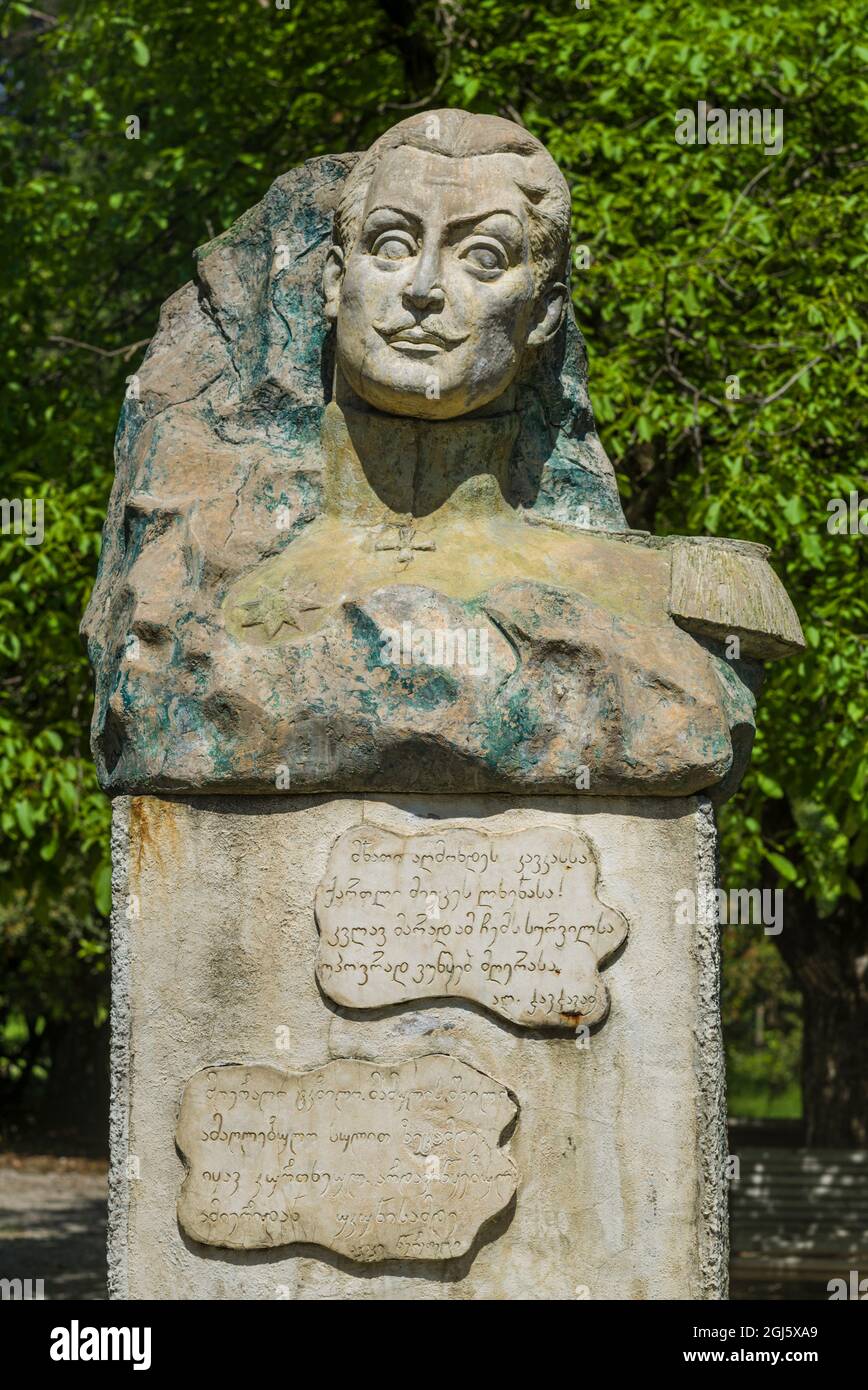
(0, 1155), (107, 1300)
(0, 1152), (841, 1301)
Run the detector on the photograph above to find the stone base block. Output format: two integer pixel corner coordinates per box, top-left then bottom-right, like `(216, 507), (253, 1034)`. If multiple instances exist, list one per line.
(109, 793), (726, 1300)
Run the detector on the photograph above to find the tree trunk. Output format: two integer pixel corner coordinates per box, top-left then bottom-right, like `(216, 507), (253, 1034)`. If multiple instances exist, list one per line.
(800, 980), (868, 1146)
(768, 871), (868, 1147)
(39, 1019), (110, 1151)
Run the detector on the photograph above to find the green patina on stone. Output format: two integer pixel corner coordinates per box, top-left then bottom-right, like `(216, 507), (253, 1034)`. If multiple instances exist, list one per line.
(81, 116), (802, 801)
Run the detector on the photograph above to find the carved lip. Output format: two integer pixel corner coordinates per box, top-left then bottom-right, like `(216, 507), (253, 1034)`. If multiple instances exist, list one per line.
(378, 324), (467, 354)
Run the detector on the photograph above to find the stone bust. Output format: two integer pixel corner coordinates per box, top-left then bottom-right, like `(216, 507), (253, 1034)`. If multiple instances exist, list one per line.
(82, 110), (802, 798)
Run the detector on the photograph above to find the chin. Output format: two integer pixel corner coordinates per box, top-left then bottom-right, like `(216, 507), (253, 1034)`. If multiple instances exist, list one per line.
(361, 384), (471, 420)
(346, 361), (464, 419)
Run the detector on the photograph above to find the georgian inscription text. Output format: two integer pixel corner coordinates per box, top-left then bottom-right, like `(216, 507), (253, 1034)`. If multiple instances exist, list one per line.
(315, 823), (628, 1028)
(176, 1055), (518, 1260)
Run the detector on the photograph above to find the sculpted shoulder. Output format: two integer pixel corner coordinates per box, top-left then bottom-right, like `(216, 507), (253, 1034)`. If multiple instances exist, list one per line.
(664, 535), (804, 659)
(522, 518), (804, 660)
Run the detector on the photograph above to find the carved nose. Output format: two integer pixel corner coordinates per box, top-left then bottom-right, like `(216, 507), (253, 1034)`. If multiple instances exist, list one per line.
(405, 253), (445, 311)
(404, 281), (445, 311)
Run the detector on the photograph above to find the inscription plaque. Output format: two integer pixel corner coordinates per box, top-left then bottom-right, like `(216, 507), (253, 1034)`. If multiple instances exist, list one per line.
(176, 1055), (518, 1260)
(316, 823), (628, 1028)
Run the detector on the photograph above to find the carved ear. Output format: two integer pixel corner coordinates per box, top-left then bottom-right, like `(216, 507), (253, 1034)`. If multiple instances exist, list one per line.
(322, 246), (345, 322)
(526, 283), (567, 347)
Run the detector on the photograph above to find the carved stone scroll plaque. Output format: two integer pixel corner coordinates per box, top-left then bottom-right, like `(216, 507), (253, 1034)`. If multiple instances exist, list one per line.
(176, 1055), (518, 1260)
(315, 823), (628, 1028)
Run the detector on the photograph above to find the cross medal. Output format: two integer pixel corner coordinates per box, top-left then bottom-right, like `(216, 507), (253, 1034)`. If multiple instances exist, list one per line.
(375, 522), (436, 567)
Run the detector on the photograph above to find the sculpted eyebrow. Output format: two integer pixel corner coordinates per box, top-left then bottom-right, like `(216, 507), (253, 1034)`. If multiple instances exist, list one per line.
(363, 205), (418, 225)
(445, 210), (524, 236)
(362, 207), (524, 237)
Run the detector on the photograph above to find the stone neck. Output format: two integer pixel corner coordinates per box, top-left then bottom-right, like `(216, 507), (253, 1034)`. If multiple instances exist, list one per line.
(321, 401), (520, 527)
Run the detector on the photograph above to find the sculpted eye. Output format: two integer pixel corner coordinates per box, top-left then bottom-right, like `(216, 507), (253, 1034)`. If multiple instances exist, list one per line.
(372, 232), (416, 260)
(460, 241), (507, 273)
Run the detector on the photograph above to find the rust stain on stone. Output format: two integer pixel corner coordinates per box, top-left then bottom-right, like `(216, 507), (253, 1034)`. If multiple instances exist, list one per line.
(130, 796), (180, 881)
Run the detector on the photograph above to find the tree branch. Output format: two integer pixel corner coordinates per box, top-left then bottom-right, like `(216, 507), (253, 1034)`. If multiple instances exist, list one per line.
(47, 336), (151, 362)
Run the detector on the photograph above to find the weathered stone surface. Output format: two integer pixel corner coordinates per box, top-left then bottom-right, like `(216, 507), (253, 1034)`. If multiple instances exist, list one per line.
(316, 822), (628, 1027)
(667, 536), (805, 658)
(109, 793), (727, 1300)
(176, 1055), (517, 1260)
(81, 110), (801, 802)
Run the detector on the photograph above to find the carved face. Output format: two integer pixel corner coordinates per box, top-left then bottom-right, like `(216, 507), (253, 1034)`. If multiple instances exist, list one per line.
(324, 147), (565, 419)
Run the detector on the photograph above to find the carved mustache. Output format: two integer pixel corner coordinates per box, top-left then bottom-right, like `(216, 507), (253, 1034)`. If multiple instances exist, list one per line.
(374, 321), (468, 349)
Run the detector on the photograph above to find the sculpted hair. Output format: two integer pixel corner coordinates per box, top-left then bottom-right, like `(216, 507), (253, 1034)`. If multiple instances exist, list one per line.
(333, 109), (571, 292)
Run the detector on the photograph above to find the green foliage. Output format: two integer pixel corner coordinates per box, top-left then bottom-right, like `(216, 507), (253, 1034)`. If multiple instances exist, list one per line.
(432, 0), (868, 914)
(1, 0), (864, 1107)
(722, 930), (803, 1118)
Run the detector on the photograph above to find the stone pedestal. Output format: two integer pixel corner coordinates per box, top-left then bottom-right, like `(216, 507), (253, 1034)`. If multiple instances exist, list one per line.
(109, 792), (726, 1300)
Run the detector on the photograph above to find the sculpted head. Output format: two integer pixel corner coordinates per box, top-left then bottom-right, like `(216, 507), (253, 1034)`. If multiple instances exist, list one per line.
(323, 110), (571, 420)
